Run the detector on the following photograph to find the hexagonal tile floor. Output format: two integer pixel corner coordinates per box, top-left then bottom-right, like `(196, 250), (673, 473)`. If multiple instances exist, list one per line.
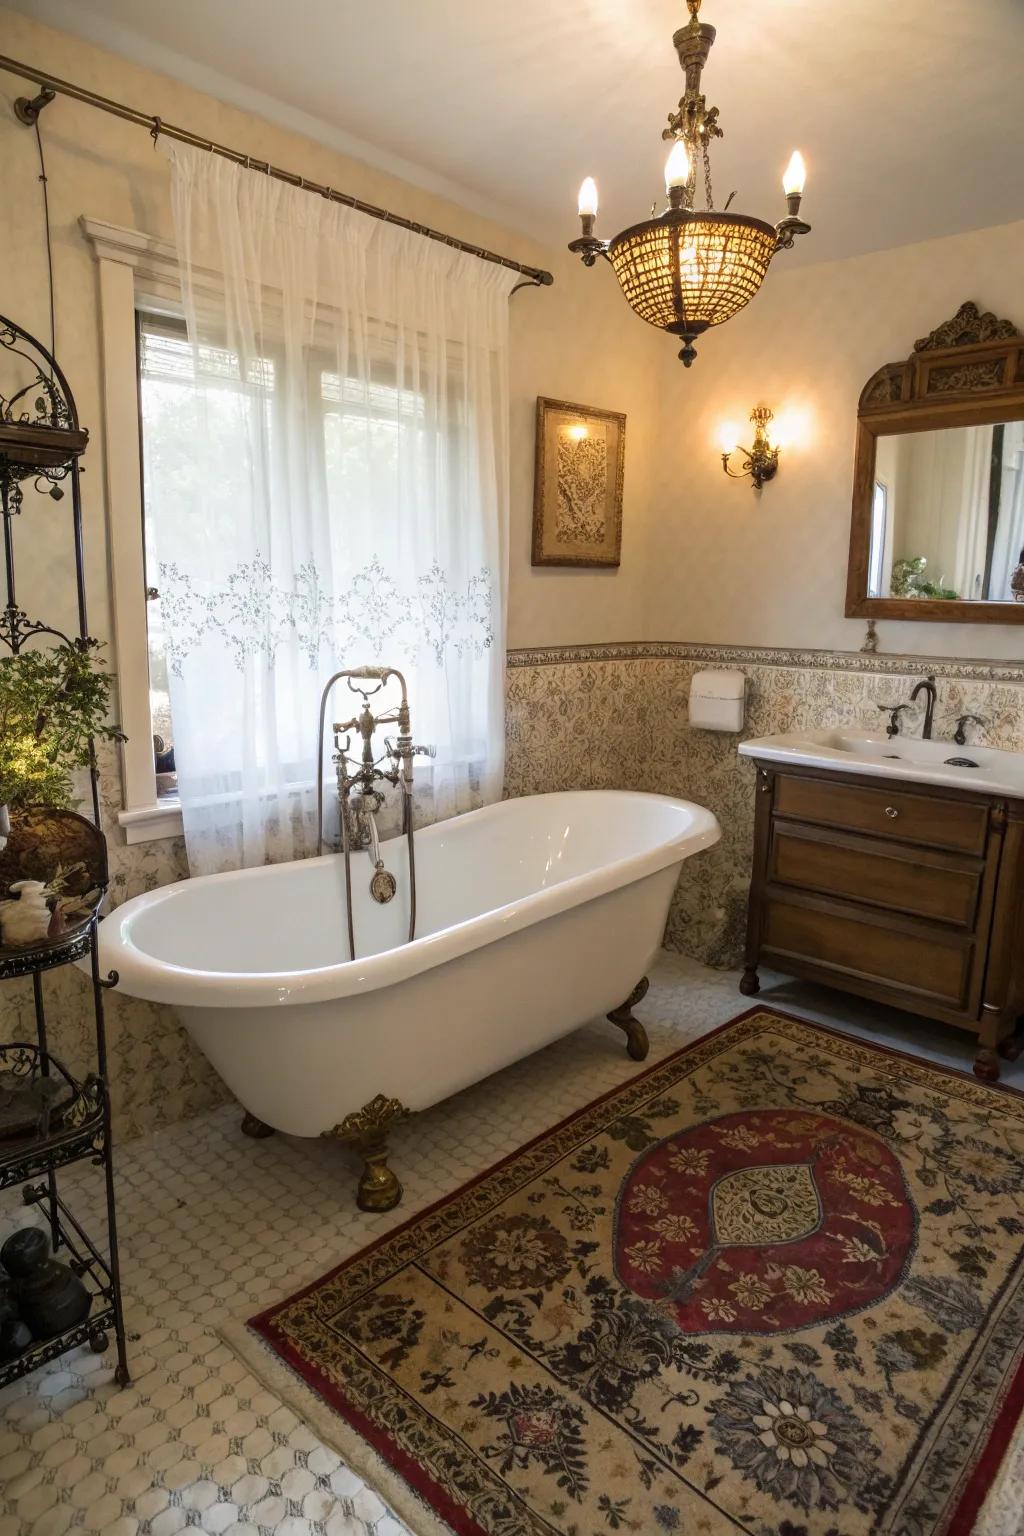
(1, 954), (1021, 1536)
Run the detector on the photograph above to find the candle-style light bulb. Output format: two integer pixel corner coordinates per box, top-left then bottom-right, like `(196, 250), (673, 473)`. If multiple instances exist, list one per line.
(665, 139), (691, 192)
(783, 150), (806, 198)
(577, 177), (599, 218)
(718, 421), (739, 456)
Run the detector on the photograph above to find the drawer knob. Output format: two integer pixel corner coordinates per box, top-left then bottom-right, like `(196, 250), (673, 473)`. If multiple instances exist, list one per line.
(885, 805), (899, 819)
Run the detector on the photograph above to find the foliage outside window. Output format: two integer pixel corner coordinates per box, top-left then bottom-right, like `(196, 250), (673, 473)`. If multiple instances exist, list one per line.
(0, 641), (122, 811)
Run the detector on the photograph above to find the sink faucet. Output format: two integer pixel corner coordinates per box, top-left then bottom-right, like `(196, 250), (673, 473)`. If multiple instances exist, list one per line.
(909, 675), (938, 739)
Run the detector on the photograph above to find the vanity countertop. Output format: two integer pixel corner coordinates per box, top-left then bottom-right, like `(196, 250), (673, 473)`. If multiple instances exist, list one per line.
(739, 730), (1024, 800)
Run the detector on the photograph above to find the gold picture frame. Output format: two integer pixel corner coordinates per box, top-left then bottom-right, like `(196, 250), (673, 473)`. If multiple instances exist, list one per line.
(532, 397), (626, 567)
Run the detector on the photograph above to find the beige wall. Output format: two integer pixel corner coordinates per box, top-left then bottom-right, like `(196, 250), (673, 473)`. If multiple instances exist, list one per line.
(648, 219), (1024, 659)
(4, 9), (1022, 668)
(0, 7), (668, 660)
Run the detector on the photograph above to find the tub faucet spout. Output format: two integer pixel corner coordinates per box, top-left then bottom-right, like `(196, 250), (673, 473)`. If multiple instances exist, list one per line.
(355, 797), (382, 868)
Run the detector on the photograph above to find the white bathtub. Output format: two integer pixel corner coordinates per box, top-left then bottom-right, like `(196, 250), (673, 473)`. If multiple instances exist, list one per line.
(99, 790), (718, 1202)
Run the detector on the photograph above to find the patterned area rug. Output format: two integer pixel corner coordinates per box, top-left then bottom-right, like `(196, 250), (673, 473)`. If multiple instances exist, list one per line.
(238, 1010), (1024, 1536)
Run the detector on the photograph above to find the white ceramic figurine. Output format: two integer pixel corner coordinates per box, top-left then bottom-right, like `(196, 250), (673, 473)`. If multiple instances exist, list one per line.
(0, 880), (53, 948)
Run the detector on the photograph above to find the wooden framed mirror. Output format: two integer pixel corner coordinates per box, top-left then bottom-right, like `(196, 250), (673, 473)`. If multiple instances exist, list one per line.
(846, 302), (1024, 624)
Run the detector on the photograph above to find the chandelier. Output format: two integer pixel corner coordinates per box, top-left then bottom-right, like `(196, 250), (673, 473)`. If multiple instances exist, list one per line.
(569, 0), (811, 366)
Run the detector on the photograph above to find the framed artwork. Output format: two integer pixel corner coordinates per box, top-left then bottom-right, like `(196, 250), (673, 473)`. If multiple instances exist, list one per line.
(532, 397), (626, 567)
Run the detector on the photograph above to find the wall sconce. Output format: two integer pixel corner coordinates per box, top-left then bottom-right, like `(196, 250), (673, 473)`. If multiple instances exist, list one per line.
(719, 406), (780, 491)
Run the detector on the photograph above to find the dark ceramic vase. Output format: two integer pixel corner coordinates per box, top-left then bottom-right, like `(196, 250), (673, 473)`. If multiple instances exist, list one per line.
(1, 1228), (49, 1279)
(0, 1282), (17, 1330)
(0, 1227), (91, 1341)
(0, 1316), (32, 1361)
(0, 1271), (29, 1361)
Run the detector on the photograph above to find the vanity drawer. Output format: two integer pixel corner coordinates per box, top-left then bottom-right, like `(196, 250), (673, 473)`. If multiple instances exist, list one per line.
(762, 894), (972, 1011)
(773, 774), (990, 855)
(769, 822), (982, 928)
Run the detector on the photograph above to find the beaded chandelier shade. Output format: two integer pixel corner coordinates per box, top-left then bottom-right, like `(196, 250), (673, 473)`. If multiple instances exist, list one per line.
(569, 0), (811, 366)
(608, 212), (780, 357)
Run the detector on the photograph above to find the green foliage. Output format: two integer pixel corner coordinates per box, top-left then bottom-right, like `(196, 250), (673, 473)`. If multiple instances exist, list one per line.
(890, 556), (959, 602)
(0, 641), (123, 809)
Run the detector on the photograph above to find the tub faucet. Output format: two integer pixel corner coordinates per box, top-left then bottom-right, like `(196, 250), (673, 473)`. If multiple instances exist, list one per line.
(909, 675), (938, 739)
(315, 665), (433, 959)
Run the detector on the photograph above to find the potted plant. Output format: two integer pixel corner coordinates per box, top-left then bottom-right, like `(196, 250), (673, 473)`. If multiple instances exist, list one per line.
(889, 555), (959, 601)
(0, 640), (123, 847)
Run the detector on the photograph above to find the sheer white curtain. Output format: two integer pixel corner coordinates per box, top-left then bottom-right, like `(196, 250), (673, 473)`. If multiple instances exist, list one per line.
(158, 145), (515, 872)
(952, 425), (993, 600)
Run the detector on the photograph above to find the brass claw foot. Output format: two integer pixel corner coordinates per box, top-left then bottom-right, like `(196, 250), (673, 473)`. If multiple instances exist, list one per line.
(324, 1094), (411, 1212)
(607, 977), (650, 1061)
(241, 1112), (275, 1138)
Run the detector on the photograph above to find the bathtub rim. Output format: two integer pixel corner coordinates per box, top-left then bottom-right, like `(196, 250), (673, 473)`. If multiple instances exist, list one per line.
(97, 789), (720, 1009)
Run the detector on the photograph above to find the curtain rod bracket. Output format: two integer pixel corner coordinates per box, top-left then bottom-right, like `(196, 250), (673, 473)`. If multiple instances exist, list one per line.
(14, 86), (55, 126)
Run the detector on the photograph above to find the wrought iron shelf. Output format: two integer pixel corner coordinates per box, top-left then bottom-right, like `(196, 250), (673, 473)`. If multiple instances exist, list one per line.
(0, 313), (129, 1388)
(0, 1058), (105, 1194)
(0, 1302), (116, 1391)
(0, 1178), (120, 1389)
(0, 921), (95, 982)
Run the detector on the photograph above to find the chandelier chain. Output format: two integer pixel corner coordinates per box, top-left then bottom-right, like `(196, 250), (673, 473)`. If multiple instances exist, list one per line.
(702, 137), (715, 212)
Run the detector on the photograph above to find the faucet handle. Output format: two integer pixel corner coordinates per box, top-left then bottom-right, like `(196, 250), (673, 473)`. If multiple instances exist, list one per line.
(877, 702), (912, 739)
(953, 713), (988, 747)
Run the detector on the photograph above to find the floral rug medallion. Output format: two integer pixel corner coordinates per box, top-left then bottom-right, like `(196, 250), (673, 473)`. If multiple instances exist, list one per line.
(248, 1010), (1024, 1536)
(615, 1107), (916, 1334)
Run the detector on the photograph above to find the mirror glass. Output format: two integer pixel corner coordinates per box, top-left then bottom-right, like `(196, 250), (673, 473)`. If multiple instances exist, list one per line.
(868, 422), (1024, 603)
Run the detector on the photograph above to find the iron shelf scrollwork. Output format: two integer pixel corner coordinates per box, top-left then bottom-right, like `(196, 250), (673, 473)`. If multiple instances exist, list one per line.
(0, 1043), (106, 1193)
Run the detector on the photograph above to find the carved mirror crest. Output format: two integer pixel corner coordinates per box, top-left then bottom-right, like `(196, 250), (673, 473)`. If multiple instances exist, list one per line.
(847, 301), (1024, 624)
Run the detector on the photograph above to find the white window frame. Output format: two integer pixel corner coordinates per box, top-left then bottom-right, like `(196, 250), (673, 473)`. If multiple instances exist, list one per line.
(868, 478), (890, 599)
(84, 218), (195, 842)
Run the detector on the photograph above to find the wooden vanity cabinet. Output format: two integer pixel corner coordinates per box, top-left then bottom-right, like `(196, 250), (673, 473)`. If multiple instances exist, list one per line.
(741, 761), (1024, 1080)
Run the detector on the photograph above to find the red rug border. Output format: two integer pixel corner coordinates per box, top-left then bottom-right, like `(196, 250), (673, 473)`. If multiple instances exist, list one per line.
(248, 1002), (1024, 1536)
(947, 1351), (1024, 1536)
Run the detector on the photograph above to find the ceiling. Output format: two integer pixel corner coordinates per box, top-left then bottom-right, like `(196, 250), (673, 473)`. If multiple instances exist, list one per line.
(10, 0), (1024, 266)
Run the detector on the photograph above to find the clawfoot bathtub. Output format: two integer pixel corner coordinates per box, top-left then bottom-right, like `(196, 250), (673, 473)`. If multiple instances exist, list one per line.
(98, 791), (719, 1210)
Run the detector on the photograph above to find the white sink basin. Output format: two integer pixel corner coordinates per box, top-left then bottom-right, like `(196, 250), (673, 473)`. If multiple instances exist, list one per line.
(739, 730), (1024, 798)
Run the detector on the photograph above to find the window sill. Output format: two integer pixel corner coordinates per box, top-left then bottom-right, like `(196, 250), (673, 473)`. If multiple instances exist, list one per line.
(117, 803), (184, 845)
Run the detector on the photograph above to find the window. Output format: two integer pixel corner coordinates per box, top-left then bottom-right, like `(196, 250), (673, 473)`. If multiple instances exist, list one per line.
(135, 313), (447, 815)
(138, 314), (280, 803)
(868, 479), (889, 598)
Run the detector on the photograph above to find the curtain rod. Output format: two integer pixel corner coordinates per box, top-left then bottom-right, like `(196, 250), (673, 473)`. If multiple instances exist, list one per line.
(0, 54), (555, 293)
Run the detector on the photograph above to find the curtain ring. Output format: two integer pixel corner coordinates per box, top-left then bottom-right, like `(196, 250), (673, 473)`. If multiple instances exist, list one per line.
(244, 154), (252, 170)
(150, 116), (162, 144)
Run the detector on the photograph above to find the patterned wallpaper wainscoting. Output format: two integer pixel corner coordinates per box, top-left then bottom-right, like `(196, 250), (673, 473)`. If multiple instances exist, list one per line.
(9, 649), (1022, 1138)
(506, 643), (1024, 969)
